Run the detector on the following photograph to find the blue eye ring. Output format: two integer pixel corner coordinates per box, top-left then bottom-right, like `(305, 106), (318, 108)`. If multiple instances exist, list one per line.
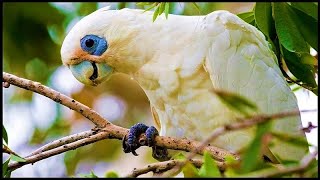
(80, 35), (108, 56)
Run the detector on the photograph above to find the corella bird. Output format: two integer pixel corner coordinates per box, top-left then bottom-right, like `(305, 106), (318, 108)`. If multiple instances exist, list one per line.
(61, 7), (308, 163)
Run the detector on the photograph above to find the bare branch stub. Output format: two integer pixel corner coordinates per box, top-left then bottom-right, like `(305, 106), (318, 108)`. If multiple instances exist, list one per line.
(302, 122), (317, 133)
(3, 81), (10, 88)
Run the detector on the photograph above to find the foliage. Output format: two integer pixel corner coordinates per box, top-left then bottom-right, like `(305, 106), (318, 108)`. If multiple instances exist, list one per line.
(138, 2), (201, 21)
(10, 154), (27, 163)
(3, 125), (8, 145)
(3, 154), (27, 178)
(211, 89), (258, 117)
(238, 2), (318, 95)
(3, 158), (11, 178)
(198, 151), (221, 177)
(105, 171), (119, 178)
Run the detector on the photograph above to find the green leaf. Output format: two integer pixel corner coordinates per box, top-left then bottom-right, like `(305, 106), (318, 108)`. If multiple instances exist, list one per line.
(212, 89), (258, 117)
(10, 154), (27, 162)
(303, 158), (318, 178)
(225, 154), (238, 166)
(237, 11), (255, 25)
(143, 3), (157, 13)
(25, 58), (48, 82)
(4, 170), (12, 178)
(153, 5), (160, 22)
(191, 3), (201, 14)
(282, 47), (317, 88)
(172, 152), (186, 160)
(164, 2), (169, 19)
(2, 158), (10, 178)
(182, 162), (199, 177)
(158, 3), (165, 16)
(290, 6), (318, 51)
(254, 2), (275, 39)
(238, 11), (254, 19)
(271, 132), (310, 147)
(240, 122), (271, 173)
(76, 3), (97, 16)
(290, 2), (318, 21)
(3, 125), (8, 145)
(224, 168), (238, 177)
(273, 3), (309, 53)
(136, 2), (154, 6)
(47, 24), (64, 45)
(223, 154), (241, 177)
(105, 171), (119, 178)
(291, 86), (302, 92)
(301, 54), (317, 65)
(199, 151), (221, 177)
(79, 170), (98, 178)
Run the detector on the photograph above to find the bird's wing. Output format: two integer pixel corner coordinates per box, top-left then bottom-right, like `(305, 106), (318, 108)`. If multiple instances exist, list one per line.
(203, 10), (308, 162)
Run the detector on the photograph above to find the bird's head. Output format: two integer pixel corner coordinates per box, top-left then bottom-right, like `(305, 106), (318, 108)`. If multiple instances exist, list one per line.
(61, 7), (150, 86)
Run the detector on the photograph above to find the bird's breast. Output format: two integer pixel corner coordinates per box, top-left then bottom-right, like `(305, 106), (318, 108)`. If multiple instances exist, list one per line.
(137, 61), (242, 136)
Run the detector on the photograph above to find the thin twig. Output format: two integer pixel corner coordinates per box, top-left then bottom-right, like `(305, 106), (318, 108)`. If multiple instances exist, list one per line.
(3, 144), (18, 156)
(8, 129), (108, 171)
(126, 159), (216, 178)
(27, 130), (96, 157)
(162, 109), (315, 177)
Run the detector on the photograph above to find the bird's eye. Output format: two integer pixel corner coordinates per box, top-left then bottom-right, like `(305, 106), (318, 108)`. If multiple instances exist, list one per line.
(85, 39), (95, 48)
(80, 35), (108, 56)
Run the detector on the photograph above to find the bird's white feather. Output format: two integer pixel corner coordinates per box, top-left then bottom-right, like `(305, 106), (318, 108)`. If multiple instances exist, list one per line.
(61, 8), (309, 162)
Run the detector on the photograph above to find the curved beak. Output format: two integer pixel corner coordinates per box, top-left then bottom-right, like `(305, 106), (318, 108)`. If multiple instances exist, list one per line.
(69, 61), (114, 86)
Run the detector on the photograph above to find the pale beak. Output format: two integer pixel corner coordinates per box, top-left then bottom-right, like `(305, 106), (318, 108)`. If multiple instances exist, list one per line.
(69, 61), (114, 86)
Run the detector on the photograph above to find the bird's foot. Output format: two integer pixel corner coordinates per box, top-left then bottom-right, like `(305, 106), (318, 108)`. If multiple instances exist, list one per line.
(122, 123), (171, 161)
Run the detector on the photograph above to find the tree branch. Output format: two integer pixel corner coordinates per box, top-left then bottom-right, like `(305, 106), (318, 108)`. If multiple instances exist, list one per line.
(7, 127), (235, 171)
(3, 72), (237, 171)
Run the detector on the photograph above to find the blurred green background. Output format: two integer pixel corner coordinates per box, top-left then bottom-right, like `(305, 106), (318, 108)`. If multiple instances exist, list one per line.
(2, 2), (317, 177)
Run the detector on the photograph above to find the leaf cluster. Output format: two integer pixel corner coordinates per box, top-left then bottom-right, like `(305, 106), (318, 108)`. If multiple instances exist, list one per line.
(238, 2), (318, 95)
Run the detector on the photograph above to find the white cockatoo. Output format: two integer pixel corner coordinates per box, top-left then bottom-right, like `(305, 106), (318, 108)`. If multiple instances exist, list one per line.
(61, 7), (308, 163)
